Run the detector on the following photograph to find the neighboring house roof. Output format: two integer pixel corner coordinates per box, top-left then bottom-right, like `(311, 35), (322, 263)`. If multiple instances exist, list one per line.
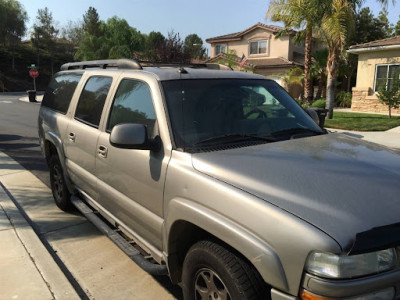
(248, 57), (302, 69)
(348, 36), (400, 53)
(206, 22), (293, 43)
(206, 53), (302, 69)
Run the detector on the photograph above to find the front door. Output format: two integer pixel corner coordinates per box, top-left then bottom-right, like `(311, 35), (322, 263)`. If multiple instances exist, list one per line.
(95, 78), (167, 252)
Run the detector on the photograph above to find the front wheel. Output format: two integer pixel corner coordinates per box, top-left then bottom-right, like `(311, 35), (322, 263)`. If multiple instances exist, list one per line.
(182, 240), (267, 300)
(49, 154), (71, 211)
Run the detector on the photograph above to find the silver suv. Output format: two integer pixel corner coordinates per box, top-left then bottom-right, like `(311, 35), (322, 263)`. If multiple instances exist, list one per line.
(38, 59), (400, 300)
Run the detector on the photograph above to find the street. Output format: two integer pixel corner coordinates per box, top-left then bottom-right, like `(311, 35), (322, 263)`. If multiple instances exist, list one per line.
(0, 94), (181, 299)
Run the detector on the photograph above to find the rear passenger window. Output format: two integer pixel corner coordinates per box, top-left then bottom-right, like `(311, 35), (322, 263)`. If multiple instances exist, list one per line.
(75, 76), (112, 127)
(107, 79), (156, 138)
(42, 73), (82, 114)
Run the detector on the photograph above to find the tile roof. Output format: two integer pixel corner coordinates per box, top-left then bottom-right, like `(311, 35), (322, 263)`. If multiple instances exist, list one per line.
(349, 35), (400, 49)
(206, 22), (290, 43)
(248, 57), (303, 69)
(206, 53), (302, 69)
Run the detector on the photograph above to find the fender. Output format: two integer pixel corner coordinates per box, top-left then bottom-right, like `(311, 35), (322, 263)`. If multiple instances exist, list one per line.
(44, 131), (75, 194)
(165, 197), (289, 291)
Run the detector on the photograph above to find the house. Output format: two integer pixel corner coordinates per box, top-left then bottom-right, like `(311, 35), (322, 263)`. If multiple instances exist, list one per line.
(347, 36), (400, 114)
(205, 23), (305, 86)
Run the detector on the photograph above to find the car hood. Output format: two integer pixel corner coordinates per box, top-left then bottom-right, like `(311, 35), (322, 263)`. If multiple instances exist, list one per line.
(191, 133), (400, 251)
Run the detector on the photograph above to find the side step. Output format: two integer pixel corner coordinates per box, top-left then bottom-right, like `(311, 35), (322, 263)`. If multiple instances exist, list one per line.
(71, 196), (168, 276)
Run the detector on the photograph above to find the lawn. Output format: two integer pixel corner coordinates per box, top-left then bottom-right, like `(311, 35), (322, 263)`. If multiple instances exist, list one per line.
(324, 111), (400, 131)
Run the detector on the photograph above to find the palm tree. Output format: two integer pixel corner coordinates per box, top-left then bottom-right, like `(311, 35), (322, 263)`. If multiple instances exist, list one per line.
(267, 0), (329, 103)
(309, 49), (328, 99)
(317, 0), (354, 118)
(282, 66), (304, 98)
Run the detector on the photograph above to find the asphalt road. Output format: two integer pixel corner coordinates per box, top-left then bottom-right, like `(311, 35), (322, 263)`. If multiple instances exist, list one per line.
(0, 93), (50, 187)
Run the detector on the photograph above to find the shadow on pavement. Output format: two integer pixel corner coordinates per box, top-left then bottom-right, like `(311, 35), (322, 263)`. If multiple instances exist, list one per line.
(0, 134), (50, 187)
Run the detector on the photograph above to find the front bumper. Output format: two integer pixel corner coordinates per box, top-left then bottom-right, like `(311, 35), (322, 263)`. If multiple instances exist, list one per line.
(302, 268), (400, 299)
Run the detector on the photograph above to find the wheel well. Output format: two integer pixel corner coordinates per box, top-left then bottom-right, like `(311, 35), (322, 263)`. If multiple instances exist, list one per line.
(44, 140), (58, 164)
(167, 220), (268, 292)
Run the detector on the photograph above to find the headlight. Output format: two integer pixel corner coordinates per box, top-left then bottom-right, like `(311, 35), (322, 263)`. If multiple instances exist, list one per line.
(305, 248), (397, 279)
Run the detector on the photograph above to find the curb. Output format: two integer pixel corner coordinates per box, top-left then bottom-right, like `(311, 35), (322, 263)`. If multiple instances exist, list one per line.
(0, 181), (79, 299)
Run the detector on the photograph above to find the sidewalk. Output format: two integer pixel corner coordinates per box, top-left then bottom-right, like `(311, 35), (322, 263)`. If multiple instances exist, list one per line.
(0, 151), (177, 299)
(0, 183), (79, 299)
(327, 126), (400, 150)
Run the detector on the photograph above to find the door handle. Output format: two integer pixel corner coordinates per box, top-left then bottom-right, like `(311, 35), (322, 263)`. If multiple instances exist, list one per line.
(98, 145), (108, 158)
(68, 132), (76, 142)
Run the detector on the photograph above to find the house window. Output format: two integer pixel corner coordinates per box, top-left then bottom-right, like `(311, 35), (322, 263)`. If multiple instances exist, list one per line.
(375, 64), (400, 92)
(249, 40), (268, 55)
(215, 44), (227, 55)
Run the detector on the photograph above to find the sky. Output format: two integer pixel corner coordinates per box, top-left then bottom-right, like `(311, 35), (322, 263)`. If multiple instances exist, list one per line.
(18, 0), (400, 49)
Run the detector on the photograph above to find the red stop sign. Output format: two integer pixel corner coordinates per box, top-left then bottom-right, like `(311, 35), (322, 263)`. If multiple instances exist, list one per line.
(29, 69), (39, 78)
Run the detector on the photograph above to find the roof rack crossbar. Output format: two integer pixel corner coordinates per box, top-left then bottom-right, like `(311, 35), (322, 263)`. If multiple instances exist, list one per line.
(60, 59), (142, 71)
(60, 59), (232, 72)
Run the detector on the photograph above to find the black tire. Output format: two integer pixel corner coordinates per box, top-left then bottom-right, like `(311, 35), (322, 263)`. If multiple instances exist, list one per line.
(49, 154), (71, 211)
(182, 240), (268, 300)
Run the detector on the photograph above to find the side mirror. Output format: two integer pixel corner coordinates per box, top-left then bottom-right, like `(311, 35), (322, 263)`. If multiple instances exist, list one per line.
(110, 123), (161, 151)
(305, 108), (321, 126)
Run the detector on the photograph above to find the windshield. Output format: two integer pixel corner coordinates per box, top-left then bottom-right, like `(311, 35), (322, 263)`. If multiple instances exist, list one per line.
(162, 79), (323, 151)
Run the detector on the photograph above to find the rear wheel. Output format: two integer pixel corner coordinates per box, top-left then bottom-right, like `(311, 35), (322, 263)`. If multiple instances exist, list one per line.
(49, 154), (71, 211)
(182, 240), (267, 300)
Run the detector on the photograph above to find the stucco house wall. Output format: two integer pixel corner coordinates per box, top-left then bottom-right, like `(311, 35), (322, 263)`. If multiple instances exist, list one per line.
(348, 37), (400, 114)
(207, 23), (304, 96)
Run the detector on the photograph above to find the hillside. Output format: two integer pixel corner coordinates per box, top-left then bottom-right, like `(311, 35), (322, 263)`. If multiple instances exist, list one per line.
(0, 44), (73, 92)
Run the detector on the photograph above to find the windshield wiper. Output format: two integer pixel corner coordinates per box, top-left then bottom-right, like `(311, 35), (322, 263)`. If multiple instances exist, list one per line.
(270, 127), (324, 138)
(194, 133), (277, 146)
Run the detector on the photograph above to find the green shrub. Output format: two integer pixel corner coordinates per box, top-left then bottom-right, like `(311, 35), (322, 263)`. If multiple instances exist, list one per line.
(310, 98), (326, 108)
(335, 91), (352, 108)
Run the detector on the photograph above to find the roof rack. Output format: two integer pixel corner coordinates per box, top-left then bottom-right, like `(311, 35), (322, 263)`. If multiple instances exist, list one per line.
(139, 61), (232, 70)
(60, 59), (142, 71)
(60, 59), (232, 72)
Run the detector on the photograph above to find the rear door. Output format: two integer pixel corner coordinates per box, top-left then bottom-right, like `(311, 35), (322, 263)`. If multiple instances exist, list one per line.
(95, 77), (168, 252)
(64, 75), (113, 199)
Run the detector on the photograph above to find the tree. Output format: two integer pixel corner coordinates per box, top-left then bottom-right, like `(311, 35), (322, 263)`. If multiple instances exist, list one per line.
(102, 17), (145, 59)
(267, 0), (330, 103)
(184, 34), (206, 59)
(394, 14), (400, 35)
(83, 6), (102, 37)
(75, 7), (105, 60)
(61, 20), (84, 46)
(318, 0), (355, 119)
(31, 7), (59, 74)
(282, 66), (304, 99)
(74, 34), (107, 60)
(61, 20), (84, 56)
(354, 7), (386, 44)
(0, 0), (28, 71)
(158, 31), (191, 63)
(143, 31), (166, 61)
(377, 72), (400, 118)
(309, 49), (328, 99)
(377, 7), (394, 37)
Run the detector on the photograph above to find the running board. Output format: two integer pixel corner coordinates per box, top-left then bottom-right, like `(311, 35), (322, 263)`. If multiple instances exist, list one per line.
(71, 195), (168, 276)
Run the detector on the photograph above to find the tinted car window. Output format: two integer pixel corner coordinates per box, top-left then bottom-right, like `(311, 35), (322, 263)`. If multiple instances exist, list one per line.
(75, 76), (112, 127)
(107, 79), (156, 138)
(42, 73), (82, 114)
(162, 79), (323, 150)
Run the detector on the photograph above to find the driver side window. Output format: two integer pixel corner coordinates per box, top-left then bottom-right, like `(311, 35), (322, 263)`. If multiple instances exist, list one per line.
(107, 79), (157, 138)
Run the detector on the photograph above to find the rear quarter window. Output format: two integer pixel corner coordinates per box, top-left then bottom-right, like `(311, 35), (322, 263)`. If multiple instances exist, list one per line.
(42, 72), (83, 114)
